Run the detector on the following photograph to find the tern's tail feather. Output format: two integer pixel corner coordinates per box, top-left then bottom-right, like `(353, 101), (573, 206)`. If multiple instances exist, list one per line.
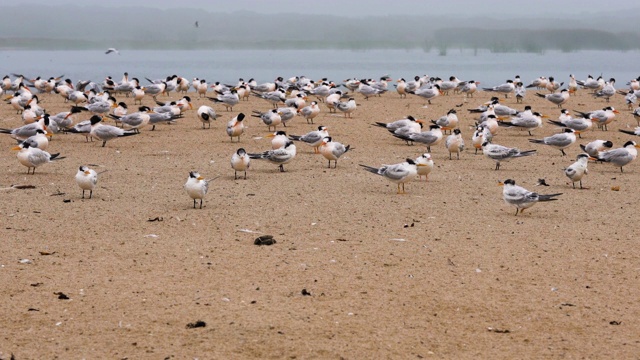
(120, 131), (138, 137)
(0, 128), (12, 134)
(391, 133), (411, 141)
(547, 120), (566, 127)
(528, 139), (545, 144)
(248, 152), (268, 159)
(49, 153), (65, 161)
(71, 106), (88, 112)
(619, 129), (637, 136)
(288, 135), (302, 141)
(516, 150), (537, 157)
(535, 93), (546, 98)
(359, 164), (380, 175)
(373, 122), (388, 128)
(538, 193), (562, 201)
(573, 110), (588, 118)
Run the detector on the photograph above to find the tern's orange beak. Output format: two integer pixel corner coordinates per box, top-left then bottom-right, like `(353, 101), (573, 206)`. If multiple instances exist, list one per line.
(588, 157), (598, 161)
(84, 170), (91, 175)
(265, 134), (275, 138)
(613, 110), (620, 114)
(416, 119), (425, 124)
(635, 144), (640, 149)
(12, 145), (22, 150)
(196, 176), (204, 181)
(189, 103), (193, 110)
(498, 182), (504, 186)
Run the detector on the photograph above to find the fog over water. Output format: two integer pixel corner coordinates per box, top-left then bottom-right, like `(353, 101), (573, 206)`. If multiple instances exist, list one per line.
(2, 49), (638, 88)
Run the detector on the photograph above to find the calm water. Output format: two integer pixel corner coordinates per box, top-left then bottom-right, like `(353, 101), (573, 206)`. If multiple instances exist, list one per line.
(1, 49), (638, 87)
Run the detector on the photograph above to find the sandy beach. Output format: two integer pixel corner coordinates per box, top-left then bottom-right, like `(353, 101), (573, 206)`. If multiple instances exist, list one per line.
(1, 80), (639, 359)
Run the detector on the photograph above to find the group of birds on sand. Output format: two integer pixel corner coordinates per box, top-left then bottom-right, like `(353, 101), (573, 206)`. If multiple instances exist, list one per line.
(2, 71), (640, 214)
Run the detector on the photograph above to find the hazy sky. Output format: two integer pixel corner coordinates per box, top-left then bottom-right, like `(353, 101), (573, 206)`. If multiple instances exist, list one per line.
(7, 0), (637, 17)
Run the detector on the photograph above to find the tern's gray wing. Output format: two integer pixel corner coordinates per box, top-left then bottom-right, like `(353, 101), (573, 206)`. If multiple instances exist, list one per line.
(493, 84), (513, 92)
(408, 132), (438, 144)
(13, 123), (40, 139)
(121, 113), (147, 127)
(486, 145), (517, 160)
(565, 119), (590, 131)
(511, 117), (540, 128)
(149, 112), (174, 124)
(300, 131), (323, 144)
(494, 105), (518, 116)
(267, 148), (293, 163)
(543, 134), (573, 147)
(93, 125), (125, 140)
(331, 143), (347, 158)
(27, 148), (52, 166)
(382, 164), (411, 180)
(86, 102), (110, 113)
(600, 149), (632, 165)
(564, 165), (577, 178)
(546, 94), (565, 104)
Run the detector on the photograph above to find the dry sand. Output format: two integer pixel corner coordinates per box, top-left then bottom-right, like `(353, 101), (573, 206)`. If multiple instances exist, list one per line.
(1, 82), (639, 359)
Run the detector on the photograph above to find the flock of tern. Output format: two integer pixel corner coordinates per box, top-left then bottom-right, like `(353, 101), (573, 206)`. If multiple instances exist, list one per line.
(1, 71), (639, 214)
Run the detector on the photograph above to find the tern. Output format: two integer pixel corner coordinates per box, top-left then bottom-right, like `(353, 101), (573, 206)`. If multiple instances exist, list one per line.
(297, 101), (320, 124)
(252, 109), (282, 132)
(373, 115), (424, 132)
(0, 114), (50, 141)
(597, 140), (639, 173)
(432, 109), (458, 133)
(564, 153), (596, 189)
(483, 80), (515, 98)
(333, 98), (357, 118)
(196, 105), (217, 129)
(208, 89), (239, 111)
(408, 84), (442, 104)
(547, 109), (592, 137)
(445, 129), (464, 160)
(499, 179), (562, 216)
(266, 130), (288, 150)
(75, 165), (98, 198)
(88, 115), (138, 147)
(528, 128), (577, 156)
(12, 139), (65, 174)
(288, 126), (329, 153)
(231, 148), (250, 180)
(536, 89), (570, 108)
(579, 140), (613, 158)
(574, 107), (618, 131)
(248, 141), (297, 172)
(392, 125), (443, 152)
(499, 111), (546, 136)
(319, 136), (352, 168)
(415, 153), (434, 181)
(482, 142), (537, 170)
(226, 113), (246, 142)
(360, 159), (425, 194)
(184, 171), (215, 209)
